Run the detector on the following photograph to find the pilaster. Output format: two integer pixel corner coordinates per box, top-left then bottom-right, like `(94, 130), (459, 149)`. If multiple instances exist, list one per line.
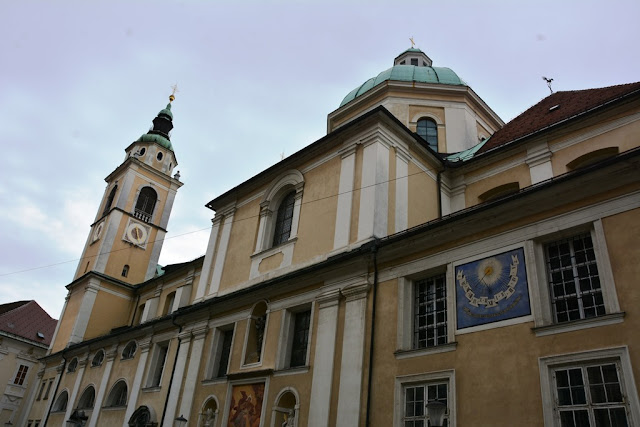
(209, 206), (236, 297)
(64, 356), (89, 423)
(195, 216), (223, 301)
(526, 140), (554, 184)
(333, 146), (356, 249)
(395, 148), (410, 233)
(69, 281), (100, 344)
(357, 139), (389, 241)
(178, 325), (209, 421)
(124, 337), (153, 424)
(308, 289), (341, 427)
(164, 331), (194, 424)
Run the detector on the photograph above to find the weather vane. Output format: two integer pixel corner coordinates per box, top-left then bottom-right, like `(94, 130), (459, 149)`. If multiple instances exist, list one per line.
(542, 76), (554, 94)
(410, 36), (415, 48)
(170, 84), (179, 102)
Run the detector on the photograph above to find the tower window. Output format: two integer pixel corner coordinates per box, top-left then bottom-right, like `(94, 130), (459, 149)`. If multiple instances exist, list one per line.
(134, 187), (157, 222)
(272, 191), (296, 247)
(102, 185), (118, 217)
(157, 152), (163, 161)
(411, 58), (418, 66)
(417, 118), (438, 152)
(122, 265), (129, 277)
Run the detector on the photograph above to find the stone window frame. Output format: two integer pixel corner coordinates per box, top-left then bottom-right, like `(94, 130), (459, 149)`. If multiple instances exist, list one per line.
(51, 389), (69, 412)
(144, 340), (170, 389)
(91, 349), (105, 367)
(530, 220), (623, 337)
(205, 324), (236, 381)
(396, 265), (457, 359)
(394, 369), (456, 427)
(241, 300), (270, 368)
(275, 302), (315, 371)
(539, 346), (640, 426)
(104, 379), (128, 408)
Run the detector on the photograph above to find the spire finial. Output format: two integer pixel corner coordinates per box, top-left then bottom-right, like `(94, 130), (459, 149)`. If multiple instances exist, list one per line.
(409, 36), (415, 48)
(542, 76), (554, 94)
(169, 83), (179, 102)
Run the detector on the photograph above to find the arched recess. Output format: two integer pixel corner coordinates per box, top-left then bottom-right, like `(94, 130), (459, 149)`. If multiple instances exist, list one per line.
(567, 147), (619, 170)
(243, 300), (269, 365)
(198, 396), (220, 427)
(270, 387), (300, 427)
(133, 186), (158, 223)
(102, 185), (118, 217)
(67, 357), (78, 372)
(478, 182), (520, 203)
(76, 385), (96, 409)
(91, 349), (105, 367)
(122, 340), (138, 360)
(128, 405), (157, 427)
(255, 170), (305, 252)
(52, 389), (69, 412)
(105, 379), (128, 407)
(163, 291), (176, 316)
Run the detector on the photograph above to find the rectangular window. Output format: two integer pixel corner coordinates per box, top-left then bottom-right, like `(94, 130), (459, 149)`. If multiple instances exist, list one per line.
(413, 274), (447, 349)
(36, 381), (46, 401)
(216, 329), (234, 378)
(554, 363), (629, 426)
(14, 365), (29, 386)
(43, 380), (53, 400)
(403, 381), (450, 427)
(147, 342), (169, 388)
(290, 309), (311, 367)
(545, 233), (604, 323)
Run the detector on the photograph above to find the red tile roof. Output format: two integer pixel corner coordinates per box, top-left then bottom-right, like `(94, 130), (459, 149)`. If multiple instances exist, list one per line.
(0, 300), (57, 346)
(478, 82), (640, 154)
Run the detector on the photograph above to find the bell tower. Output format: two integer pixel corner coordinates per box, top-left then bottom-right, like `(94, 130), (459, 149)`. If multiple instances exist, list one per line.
(74, 94), (183, 284)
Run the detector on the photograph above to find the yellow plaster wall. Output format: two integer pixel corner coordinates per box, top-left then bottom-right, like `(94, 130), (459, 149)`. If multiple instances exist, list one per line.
(84, 291), (133, 340)
(407, 161), (438, 228)
(218, 199), (259, 293)
(349, 145), (364, 244)
(550, 118), (640, 176)
(292, 157), (340, 264)
(465, 162), (532, 207)
(408, 105), (446, 127)
(51, 289), (84, 353)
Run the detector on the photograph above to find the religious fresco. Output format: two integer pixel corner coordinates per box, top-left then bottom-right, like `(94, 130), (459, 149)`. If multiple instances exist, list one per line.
(227, 382), (265, 427)
(455, 247), (531, 329)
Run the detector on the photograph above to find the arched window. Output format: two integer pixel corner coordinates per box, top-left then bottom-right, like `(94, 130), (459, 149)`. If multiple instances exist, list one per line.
(134, 187), (157, 222)
(106, 380), (128, 407)
(77, 386), (95, 409)
(272, 191), (296, 247)
(122, 264), (130, 277)
(67, 358), (78, 373)
(478, 182), (520, 203)
(91, 350), (105, 367)
(567, 147), (619, 170)
(102, 185), (118, 217)
(417, 118), (438, 152)
(122, 341), (137, 360)
(244, 301), (268, 365)
(52, 390), (69, 412)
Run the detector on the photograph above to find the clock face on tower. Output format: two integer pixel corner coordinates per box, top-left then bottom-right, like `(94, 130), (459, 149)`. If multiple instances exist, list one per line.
(124, 220), (150, 248)
(92, 221), (105, 243)
(455, 247), (531, 329)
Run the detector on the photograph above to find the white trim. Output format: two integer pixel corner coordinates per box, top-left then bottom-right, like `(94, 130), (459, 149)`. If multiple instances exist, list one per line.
(394, 369), (456, 427)
(538, 346), (640, 427)
(195, 216), (222, 301)
(270, 387), (300, 427)
(394, 342), (457, 359)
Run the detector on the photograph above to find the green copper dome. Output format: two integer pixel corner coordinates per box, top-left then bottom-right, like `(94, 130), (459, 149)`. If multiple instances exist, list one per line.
(136, 102), (175, 151)
(340, 48), (466, 107)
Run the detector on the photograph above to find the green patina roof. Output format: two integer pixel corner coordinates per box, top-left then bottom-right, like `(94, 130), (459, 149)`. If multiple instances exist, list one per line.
(159, 103), (173, 120)
(137, 133), (173, 150)
(340, 64), (466, 107)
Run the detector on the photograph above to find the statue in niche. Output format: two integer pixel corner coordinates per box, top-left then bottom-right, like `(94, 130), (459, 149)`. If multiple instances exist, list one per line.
(282, 409), (295, 427)
(203, 408), (215, 426)
(255, 315), (266, 357)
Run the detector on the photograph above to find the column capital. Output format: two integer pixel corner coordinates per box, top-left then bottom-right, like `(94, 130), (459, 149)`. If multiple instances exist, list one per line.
(138, 337), (153, 352)
(316, 289), (341, 309)
(341, 282), (371, 302)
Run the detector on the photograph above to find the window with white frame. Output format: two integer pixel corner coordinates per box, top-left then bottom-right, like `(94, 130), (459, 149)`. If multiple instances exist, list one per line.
(146, 341), (169, 388)
(395, 370), (456, 427)
(539, 347), (640, 427)
(105, 380), (128, 407)
(91, 349), (105, 367)
(544, 233), (604, 323)
(278, 305), (312, 369)
(13, 364), (29, 386)
(207, 326), (235, 379)
(413, 274), (447, 349)
(52, 390), (68, 412)
(77, 385), (95, 409)
(532, 222), (622, 334)
(397, 269), (454, 355)
(122, 341), (137, 360)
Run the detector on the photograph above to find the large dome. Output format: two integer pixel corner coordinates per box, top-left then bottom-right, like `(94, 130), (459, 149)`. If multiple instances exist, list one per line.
(339, 49), (466, 107)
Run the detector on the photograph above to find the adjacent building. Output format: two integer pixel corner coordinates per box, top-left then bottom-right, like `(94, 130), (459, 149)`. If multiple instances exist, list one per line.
(24, 48), (640, 426)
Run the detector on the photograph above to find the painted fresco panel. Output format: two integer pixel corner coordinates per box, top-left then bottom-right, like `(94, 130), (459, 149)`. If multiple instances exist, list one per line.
(227, 382), (264, 427)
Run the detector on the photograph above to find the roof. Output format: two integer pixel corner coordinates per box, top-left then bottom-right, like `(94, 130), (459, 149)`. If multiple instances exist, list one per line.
(0, 300), (57, 346)
(340, 65), (465, 107)
(477, 82), (640, 154)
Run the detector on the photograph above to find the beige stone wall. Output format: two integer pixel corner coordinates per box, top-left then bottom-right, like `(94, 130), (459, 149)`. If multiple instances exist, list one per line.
(84, 290), (133, 339)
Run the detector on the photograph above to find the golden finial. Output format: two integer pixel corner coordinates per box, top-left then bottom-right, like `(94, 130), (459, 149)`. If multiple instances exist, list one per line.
(169, 84), (179, 102)
(409, 36), (415, 48)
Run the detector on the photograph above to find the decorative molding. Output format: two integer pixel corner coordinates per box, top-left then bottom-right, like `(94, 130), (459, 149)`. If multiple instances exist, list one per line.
(394, 342), (458, 359)
(549, 112), (640, 153)
(533, 312), (625, 337)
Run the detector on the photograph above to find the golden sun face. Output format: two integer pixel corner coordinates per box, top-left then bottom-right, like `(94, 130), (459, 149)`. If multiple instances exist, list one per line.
(476, 257), (503, 286)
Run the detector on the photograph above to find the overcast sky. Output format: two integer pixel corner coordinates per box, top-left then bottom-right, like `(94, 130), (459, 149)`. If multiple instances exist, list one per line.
(1, 0), (639, 320)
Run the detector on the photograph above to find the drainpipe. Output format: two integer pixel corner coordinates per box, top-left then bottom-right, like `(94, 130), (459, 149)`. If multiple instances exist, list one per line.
(437, 170), (443, 218)
(365, 239), (379, 427)
(42, 353), (67, 427)
(160, 314), (183, 426)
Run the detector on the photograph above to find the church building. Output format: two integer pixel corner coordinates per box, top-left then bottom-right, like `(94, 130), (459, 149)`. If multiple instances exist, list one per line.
(23, 47), (640, 426)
